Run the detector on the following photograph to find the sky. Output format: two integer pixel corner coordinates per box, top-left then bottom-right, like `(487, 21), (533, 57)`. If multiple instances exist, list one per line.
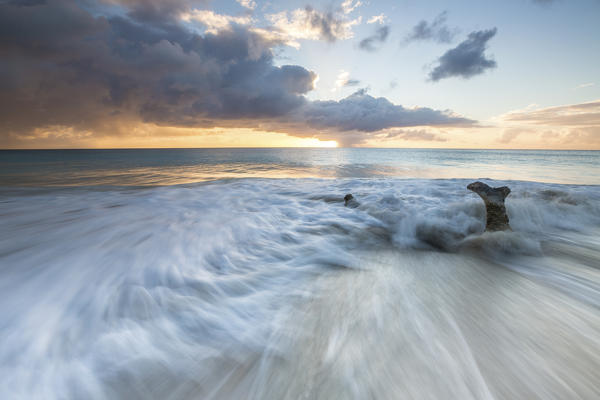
(0, 0), (599, 149)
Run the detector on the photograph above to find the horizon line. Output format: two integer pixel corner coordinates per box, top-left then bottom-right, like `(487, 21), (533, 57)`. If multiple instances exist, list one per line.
(1, 147), (598, 151)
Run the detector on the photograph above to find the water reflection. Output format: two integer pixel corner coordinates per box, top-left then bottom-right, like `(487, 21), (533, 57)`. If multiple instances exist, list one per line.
(1, 149), (599, 186)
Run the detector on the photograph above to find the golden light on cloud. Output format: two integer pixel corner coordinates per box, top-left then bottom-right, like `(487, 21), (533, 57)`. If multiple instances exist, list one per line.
(181, 10), (253, 34)
(7, 125), (338, 149)
(128, 127), (340, 148)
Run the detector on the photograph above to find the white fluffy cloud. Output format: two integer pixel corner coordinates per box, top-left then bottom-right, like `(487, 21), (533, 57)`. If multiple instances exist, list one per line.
(367, 14), (387, 24)
(341, 0), (362, 14)
(236, 0), (256, 10)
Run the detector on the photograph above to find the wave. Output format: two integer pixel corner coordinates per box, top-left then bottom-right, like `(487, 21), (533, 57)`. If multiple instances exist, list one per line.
(1, 178), (599, 399)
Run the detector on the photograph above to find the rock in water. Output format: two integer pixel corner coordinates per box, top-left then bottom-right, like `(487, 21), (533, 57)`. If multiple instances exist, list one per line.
(344, 194), (359, 208)
(467, 181), (511, 231)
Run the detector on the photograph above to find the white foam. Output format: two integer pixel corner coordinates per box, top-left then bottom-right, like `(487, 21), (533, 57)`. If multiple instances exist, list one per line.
(1, 178), (599, 398)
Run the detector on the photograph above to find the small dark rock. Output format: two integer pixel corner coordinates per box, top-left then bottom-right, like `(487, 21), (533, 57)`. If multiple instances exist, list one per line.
(344, 193), (359, 208)
(467, 181), (511, 231)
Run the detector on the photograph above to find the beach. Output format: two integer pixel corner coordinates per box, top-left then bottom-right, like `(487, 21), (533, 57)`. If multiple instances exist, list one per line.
(1, 149), (599, 399)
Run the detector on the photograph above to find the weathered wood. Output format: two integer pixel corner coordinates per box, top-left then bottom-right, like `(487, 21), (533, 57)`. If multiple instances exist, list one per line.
(467, 181), (511, 231)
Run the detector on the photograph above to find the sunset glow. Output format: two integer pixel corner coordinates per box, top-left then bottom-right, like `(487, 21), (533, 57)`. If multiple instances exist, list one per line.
(2, 2), (600, 398)
(1, 0), (598, 149)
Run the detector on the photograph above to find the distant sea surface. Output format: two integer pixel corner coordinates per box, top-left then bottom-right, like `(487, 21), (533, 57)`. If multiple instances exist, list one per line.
(1, 148), (599, 185)
(1, 148), (600, 399)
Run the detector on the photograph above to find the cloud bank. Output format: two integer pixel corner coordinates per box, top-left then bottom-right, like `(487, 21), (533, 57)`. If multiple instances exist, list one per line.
(0, 0), (473, 147)
(429, 28), (498, 81)
(300, 89), (472, 134)
(503, 100), (600, 126)
(497, 100), (600, 148)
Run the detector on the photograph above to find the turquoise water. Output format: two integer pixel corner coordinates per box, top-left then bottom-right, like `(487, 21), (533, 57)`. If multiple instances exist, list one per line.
(1, 148), (599, 185)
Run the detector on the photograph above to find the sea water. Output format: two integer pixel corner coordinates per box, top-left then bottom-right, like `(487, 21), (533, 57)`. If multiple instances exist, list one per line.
(1, 149), (599, 399)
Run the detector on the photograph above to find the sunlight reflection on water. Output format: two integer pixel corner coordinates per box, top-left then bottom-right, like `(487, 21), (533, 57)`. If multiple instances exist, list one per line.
(1, 148), (599, 186)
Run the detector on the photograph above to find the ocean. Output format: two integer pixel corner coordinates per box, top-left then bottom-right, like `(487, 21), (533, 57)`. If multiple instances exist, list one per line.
(1, 148), (599, 185)
(1, 149), (599, 399)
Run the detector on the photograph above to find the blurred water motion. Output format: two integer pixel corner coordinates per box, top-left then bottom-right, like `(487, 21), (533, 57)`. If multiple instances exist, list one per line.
(1, 150), (600, 399)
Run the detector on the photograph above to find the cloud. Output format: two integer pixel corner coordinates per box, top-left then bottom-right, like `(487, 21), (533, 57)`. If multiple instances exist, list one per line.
(115, 0), (210, 22)
(541, 130), (560, 140)
(300, 89), (473, 133)
(385, 129), (447, 142)
(181, 10), (252, 33)
(283, 92), (471, 146)
(228, 89), (473, 146)
(236, 0), (256, 10)
(498, 128), (530, 143)
(497, 101), (600, 149)
(266, 6), (361, 44)
(332, 70), (360, 91)
(182, 5), (364, 49)
(574, 82), (595, 89)
(404, 11), (457, 44)
(359, 26), (390, 51)
(503, 100), (600, 126)
(0, 0), (474, 147)
(428, 28), (497, 81)
(0, 0), (312, 134)
(367, 14), (387, 25)
(563, 127), (600, 147)
(340, 0), (361, 14)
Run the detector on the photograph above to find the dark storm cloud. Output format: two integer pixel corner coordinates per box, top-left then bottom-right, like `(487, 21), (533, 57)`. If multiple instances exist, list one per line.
(261, 89), (472, 146)
(404, 11), (456, 44)
(0, 0), (312, 134)
(7, 0), (46, 7)
(0, 0), (474, 146)
(428, 28), (497, 82)
(118, 0), (208, 22)
(301, 89), (473, 132)
(359, 26), (390, 51)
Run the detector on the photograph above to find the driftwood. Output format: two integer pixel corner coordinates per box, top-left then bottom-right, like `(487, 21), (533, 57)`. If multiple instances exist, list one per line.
(467, 181), (511, 231)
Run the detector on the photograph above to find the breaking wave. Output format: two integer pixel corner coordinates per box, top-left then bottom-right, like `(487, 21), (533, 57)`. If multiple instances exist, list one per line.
(1, 178), (599, 399)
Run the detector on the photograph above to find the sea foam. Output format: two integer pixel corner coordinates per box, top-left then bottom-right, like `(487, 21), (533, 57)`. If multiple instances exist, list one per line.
(1, 178), (599, 399)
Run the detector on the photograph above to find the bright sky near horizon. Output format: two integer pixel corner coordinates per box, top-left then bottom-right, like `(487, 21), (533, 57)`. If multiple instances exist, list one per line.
(1, 0), (599, 149)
